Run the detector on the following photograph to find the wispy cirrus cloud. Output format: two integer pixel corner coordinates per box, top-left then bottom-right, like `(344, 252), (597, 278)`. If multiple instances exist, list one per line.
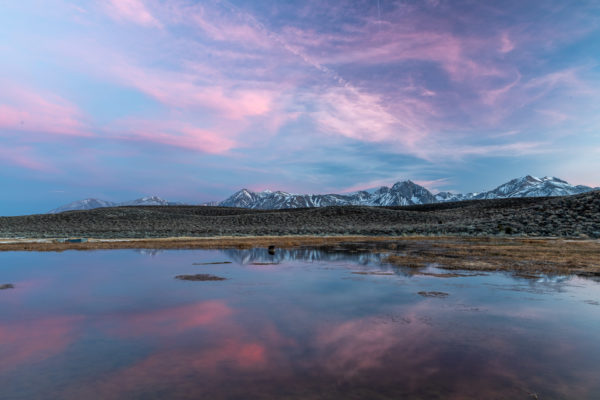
(2, 0), (600, 213)
(115, 120), (237, 154)
(0, 146), (54, 172)
(109, 62), (276, 120)
(103, 0), (162, 28)
(0, 84), (89, 137)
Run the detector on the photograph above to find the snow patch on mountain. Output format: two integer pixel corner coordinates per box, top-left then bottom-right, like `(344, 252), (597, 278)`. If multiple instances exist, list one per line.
(48, 175), (597, 213)
(48, 199), (117, 214)
(48, 196), (183, 213)
(219, 180), (438, 209)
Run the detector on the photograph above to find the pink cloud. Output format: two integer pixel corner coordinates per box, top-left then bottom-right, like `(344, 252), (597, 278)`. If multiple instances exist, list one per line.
(110, 63), (275, 120)
(413, 178), (452, 191)
(312, 86), (430, 150)
(340, 178), (399, 193)
(0, 85), (89, 137)
(115, 120), (238, 154)
(297, 27), (504, 83)
(104, 0), (161, 28)
(536, 109), (570, 124)
(191, 8), (271, 48)
(0, 146), (55, 172)
(480, 73), (521, 106)
(313, 88), (398, 142)
(500, 32), (515, 53)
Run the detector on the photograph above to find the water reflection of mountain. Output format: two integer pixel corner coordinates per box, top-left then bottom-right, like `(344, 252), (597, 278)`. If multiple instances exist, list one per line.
(221, 248), (386, 265)
(135, 249), (165, 257)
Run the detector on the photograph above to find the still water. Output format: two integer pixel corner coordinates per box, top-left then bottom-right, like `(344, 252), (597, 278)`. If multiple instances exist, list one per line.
(1, 248), (599, 399)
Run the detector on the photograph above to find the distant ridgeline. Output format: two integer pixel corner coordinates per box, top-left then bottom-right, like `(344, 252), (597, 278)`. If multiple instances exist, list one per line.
(49, 175), (597, 213)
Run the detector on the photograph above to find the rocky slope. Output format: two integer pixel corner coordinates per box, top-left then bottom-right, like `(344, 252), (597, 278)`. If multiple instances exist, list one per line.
(4, 190), (599, 239)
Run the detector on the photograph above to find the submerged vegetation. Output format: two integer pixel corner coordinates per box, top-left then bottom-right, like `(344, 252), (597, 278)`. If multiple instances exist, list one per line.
(175, 274), (227, 281)
(417, 291), (449, 298)
(192, 261), (232, 265)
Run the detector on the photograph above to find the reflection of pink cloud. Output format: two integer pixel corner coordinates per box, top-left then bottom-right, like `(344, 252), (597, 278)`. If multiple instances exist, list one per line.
(0, 315), (83, 373)
(60, 301), (295, 398)
(314, 314), (435, 377)
(115, 301), (233, 337)
(316, 318), (399, 376)
(62, 342), (268, 399)
(0, 86), (88, 137)
(105, 0), (161, 28)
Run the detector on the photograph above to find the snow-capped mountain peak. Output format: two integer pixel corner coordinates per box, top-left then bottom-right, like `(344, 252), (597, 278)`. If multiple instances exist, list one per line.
(49, 195), (182, 213)
(471, 175), (592, 200)
(217, 180), (438, 209)
(48, 175), (596, 213)
(119, 196), (172, 206)
(48, 198), (117, 214)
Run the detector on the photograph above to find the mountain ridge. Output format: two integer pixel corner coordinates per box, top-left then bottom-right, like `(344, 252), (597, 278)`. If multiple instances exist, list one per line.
(48, 175), (598, 213)
(48, 196), (183, 214)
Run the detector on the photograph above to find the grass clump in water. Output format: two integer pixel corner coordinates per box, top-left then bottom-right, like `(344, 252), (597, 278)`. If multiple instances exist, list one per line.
(418, 291), (448, 298)
(175, 274), (227, 281)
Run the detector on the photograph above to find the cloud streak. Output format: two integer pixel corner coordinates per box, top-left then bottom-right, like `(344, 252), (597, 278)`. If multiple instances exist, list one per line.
(1, 0), (600, 211)
(0, 85), (89, 137)
(104, 0), (162, 28)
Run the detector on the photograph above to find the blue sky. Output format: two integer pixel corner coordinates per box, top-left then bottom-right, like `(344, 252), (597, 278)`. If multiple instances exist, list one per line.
(1, 0), (599, 215)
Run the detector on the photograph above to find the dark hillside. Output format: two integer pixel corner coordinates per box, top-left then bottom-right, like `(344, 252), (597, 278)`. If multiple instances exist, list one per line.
(1, 191), (599, 238)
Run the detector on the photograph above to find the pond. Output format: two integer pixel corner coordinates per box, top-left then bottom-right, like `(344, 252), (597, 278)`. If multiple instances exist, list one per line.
(1, 247), (599, 399)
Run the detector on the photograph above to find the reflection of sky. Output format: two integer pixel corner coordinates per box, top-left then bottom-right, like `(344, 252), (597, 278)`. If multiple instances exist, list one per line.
(1, 249), (599, 399)
(2, 1), (600, 215)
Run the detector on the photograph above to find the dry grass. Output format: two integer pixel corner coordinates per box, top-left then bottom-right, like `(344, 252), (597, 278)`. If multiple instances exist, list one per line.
(0, 235), (402, 252)
(382, 237), (600, 276)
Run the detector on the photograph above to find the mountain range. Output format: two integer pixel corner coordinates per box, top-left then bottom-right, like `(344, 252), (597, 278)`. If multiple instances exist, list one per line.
(48, 196), (182, 214)
(48, 175), (597, 213)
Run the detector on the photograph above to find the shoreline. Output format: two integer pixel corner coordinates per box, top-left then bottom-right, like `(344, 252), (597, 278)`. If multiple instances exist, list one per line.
(0, 235), (599, 277)
(0, 235), (425, 251)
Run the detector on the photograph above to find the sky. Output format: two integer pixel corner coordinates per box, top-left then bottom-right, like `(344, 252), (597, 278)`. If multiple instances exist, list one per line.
(1, 0), (600, 215)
